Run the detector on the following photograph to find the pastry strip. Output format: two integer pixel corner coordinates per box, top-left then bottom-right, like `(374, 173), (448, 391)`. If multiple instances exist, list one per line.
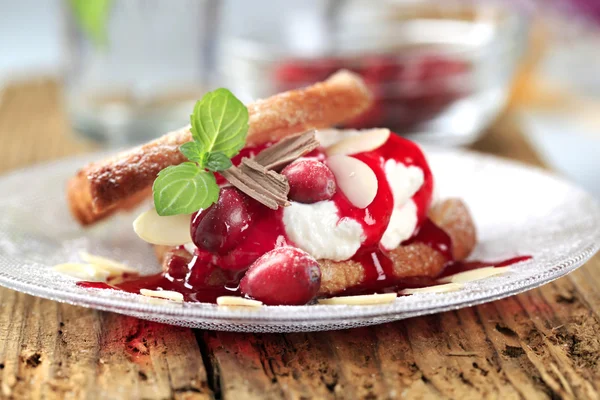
(68, 70), (372, 225)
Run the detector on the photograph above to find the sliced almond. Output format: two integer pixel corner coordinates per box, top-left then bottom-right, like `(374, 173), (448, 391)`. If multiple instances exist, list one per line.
(400, 283), (463, 295)
(140, 296), (172, 305)
(53, 263), (111, 282)
(133, 208), (192, 246)
(315, 128), (359, 148)
(216, 296), (263, 307)
(318, 293), (396, 305)
(140, 289), (184, 302)
(439, 267), (510, 284)
(326, 155), (378, 209)
(326, 128), (390, 156)
(79, 252), (138, 275)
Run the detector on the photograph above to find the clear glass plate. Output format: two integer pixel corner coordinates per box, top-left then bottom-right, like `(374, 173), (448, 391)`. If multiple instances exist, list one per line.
(0, 149), (598, 332)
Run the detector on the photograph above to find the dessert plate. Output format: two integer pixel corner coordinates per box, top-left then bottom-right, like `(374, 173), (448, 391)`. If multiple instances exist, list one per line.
(0, 149), (598, 332)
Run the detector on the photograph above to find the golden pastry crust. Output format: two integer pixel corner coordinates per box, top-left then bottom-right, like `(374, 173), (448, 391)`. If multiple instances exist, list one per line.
(67, 70), (372, 225)
(318, 199), (476, 295)
(154, 198), (477, 297)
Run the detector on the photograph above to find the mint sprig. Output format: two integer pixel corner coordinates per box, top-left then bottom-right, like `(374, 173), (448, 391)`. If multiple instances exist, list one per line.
(152, 89), (249, 216)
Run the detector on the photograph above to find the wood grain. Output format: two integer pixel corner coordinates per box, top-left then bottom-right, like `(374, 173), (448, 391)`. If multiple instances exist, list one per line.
(0, 81), (599, 400)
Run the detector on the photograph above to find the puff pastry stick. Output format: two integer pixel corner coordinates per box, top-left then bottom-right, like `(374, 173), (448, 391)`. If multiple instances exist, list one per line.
(68, 70), (372, 225)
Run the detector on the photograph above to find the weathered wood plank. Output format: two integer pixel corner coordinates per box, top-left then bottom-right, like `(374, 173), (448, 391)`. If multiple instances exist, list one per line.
(0, 289), (213, 400)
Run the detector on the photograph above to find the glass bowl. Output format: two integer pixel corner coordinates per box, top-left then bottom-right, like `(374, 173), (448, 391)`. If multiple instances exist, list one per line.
(216, 0), (529, 146)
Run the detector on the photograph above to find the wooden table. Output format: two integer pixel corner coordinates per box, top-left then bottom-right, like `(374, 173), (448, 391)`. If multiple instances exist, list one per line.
(0, 81), (599, 400)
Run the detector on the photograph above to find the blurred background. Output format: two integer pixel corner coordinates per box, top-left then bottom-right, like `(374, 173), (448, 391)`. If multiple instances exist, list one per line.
(0, 0), (599, 198)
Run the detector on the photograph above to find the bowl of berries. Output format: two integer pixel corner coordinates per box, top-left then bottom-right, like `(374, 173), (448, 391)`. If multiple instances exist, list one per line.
(216, 0), (528, 146)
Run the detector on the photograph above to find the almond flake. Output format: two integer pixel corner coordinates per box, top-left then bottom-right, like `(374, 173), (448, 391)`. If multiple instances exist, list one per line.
(326, 155), (378, 209)
(216, 296), (263, 307)
(140, 289), (184, 302)
(318, 293), (397, 305)
(326, 128), (390, 156)
(79, 252), (138, 275)
(53, 263), (110, 281)
(141, 297), (176, 305)
(400, 283), (463, 295)
(439, 267), (510, 284)
(133, 208), (192, 246)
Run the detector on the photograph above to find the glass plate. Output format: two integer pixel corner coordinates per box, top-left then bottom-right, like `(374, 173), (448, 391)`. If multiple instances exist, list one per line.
(0, 149), (598, 332)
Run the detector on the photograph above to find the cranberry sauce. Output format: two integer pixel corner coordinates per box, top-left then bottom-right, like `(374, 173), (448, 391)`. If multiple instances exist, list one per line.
(335, 252), (533, 296)
(329, 151), (394, 250)
(79, 274), (241, 303)
(329, 217), (531, 295)
(404, 218), (453, 262)
(78, 254), (244, 303)
(77, 281), (112, 290)
(341, 218), (452, 294)
(376, 134), (434, 225)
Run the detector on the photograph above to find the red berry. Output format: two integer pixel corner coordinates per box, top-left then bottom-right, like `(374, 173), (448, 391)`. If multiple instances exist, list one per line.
(191, 187), (252, 255)
(274, 58), (338, 90)
(362, 55), (402, 83)
(240, 247), (321, 305)
(282, 160), (336, 203)
(165, 254), (190, 279)
(419, 56), (469, 81)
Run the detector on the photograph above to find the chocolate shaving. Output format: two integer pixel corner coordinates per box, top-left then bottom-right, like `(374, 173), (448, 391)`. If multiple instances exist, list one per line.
(241, 158), (289, 197)
(220, 164), (289, 210)
(221, 130), (320, 209)
(253, 130), (320, 171)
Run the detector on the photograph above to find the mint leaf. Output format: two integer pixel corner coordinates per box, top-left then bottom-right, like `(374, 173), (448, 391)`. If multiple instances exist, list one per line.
(190, 88), (249, 158)
(153, 162), (219, 216)
(205, 152), (233, 172)
(153, 88), (249, 216)
(179, 141), (204, 163)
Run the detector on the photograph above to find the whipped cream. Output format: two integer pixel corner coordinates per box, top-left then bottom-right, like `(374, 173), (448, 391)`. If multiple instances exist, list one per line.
(283, 200), (364, 261)
(380, 160), (425, 250)
(380, 200), (418, 250)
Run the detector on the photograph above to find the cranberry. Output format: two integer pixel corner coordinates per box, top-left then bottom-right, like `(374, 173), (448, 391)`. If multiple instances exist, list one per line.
(240, 247), (321, 305)
(362, 55), (402, 83)
(282, 160), (336, 203)
(165, 254), (190, 279)
(191, 187), (252, 255)
(419, 56), (469, 81)
(274, 58), (339, 89)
